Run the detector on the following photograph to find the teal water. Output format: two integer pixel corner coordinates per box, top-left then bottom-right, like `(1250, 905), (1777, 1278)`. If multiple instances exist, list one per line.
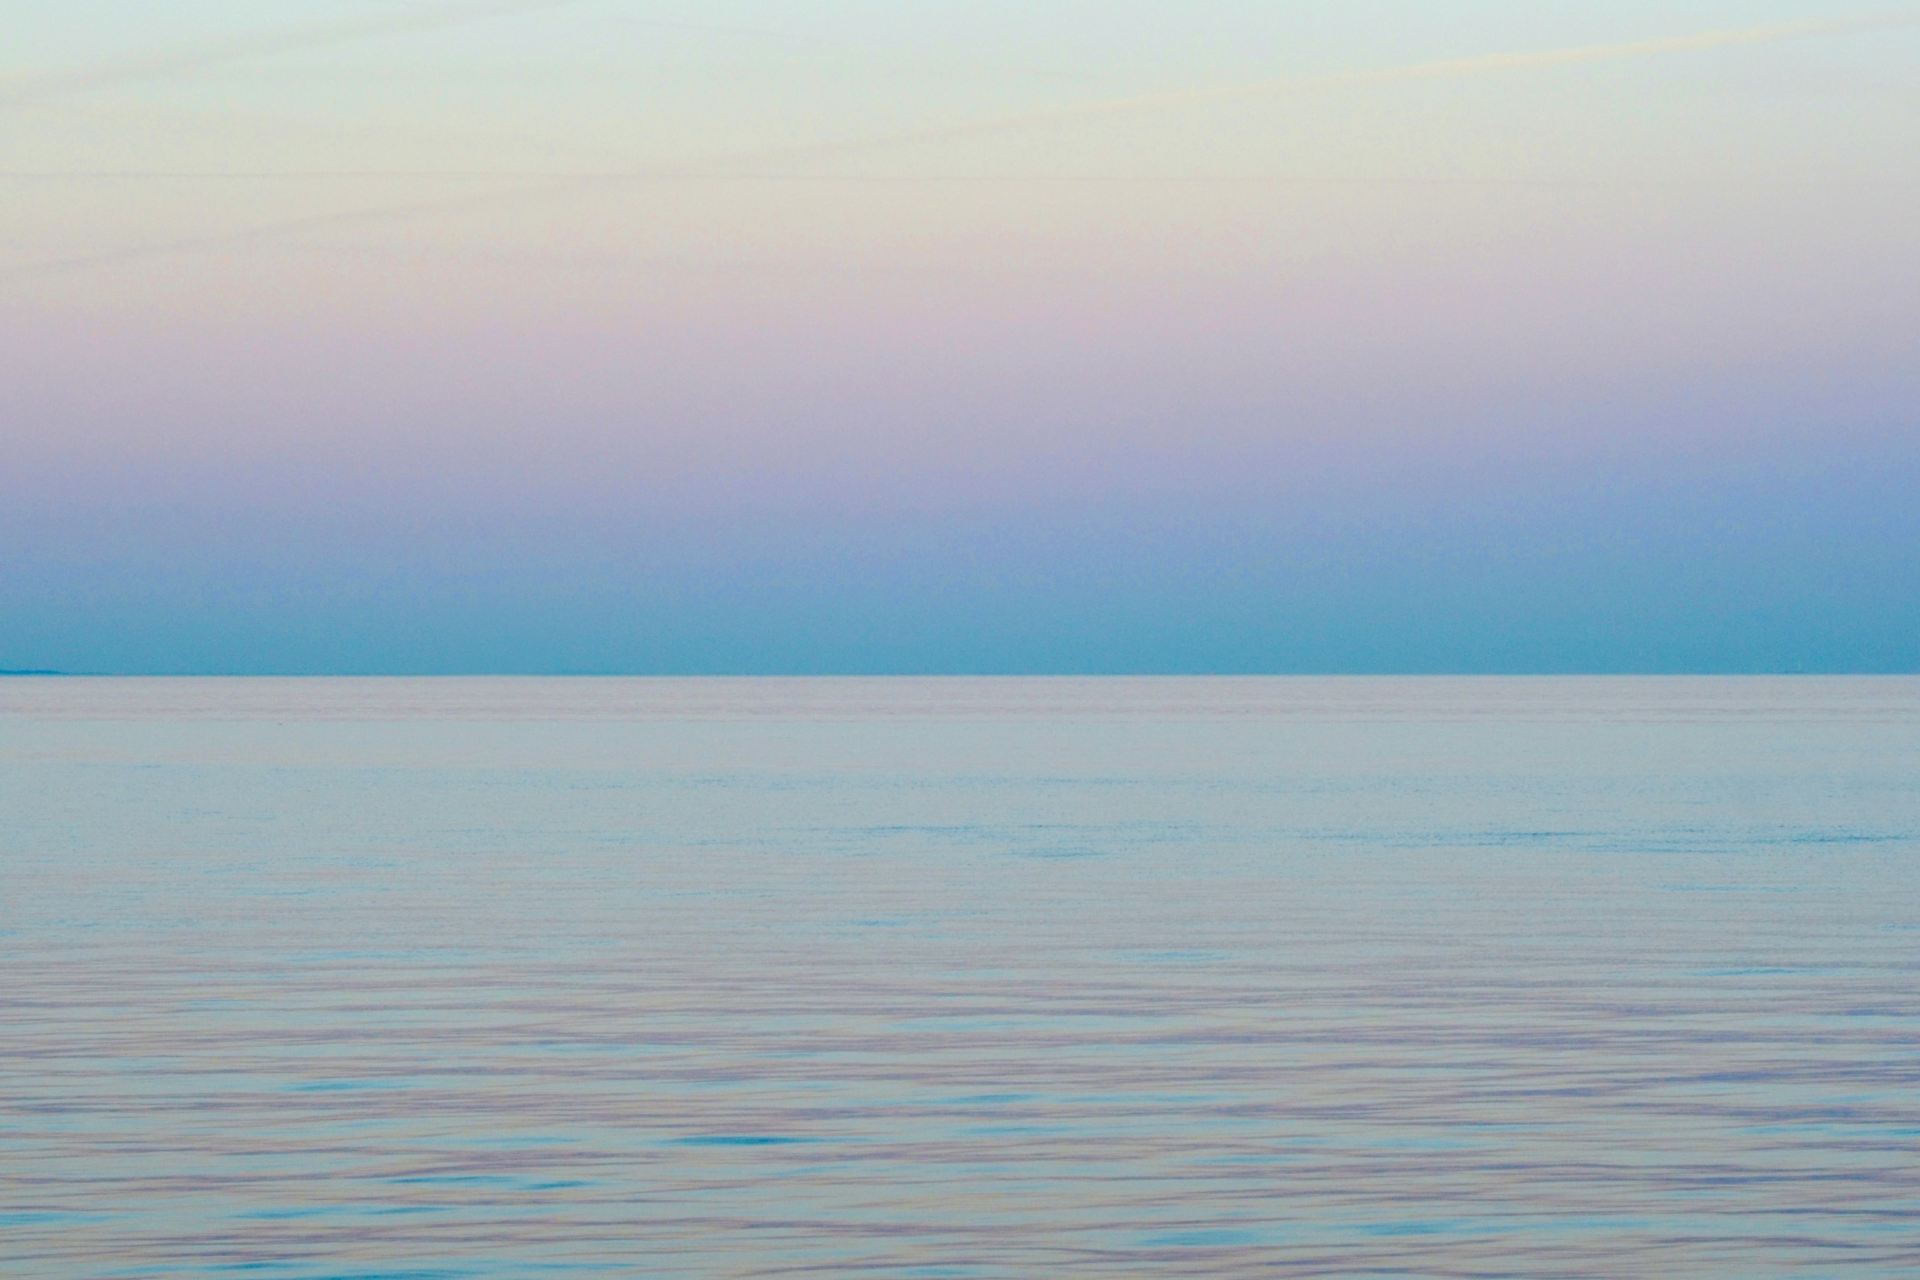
(3, 677), (1918, 1277)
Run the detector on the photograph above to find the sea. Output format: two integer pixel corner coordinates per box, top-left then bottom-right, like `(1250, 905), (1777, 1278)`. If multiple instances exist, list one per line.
(3, 677), (1917, 1277)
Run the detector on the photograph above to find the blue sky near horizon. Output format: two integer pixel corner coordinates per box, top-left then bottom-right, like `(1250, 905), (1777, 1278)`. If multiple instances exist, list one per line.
(3, 2), (1917, 673)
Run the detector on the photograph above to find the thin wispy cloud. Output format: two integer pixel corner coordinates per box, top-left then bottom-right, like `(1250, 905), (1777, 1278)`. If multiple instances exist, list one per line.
(0, 0), (600, 108)
(6, 9), (1914, 282)
(831, 10), (1920, 152)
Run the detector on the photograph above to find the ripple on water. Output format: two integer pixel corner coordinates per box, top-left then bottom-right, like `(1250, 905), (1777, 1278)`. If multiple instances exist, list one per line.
(4, 677), (1920, 1278)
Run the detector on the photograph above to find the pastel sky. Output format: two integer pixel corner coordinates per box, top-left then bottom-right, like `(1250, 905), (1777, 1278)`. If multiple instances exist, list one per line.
(3, 1), (1917, 673)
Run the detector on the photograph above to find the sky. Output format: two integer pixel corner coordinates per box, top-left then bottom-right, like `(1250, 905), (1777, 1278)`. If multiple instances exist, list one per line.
(2, 1), (1917, 674)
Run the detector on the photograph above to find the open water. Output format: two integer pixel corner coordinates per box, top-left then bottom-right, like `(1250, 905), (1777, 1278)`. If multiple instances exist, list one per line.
(3, 677), (1918, 1277)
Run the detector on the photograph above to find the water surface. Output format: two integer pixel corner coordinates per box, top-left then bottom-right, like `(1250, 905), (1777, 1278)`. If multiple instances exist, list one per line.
(3, 678), (1918, 1276)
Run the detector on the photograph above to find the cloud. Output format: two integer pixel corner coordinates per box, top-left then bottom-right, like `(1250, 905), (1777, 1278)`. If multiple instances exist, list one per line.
(7, 9), (1917, 282)
(0, 0), (595, 108)
(854, 10), (1920, 149)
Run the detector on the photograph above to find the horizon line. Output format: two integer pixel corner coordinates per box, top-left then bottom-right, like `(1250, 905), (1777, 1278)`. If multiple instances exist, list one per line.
(5, 671), (1914, 680)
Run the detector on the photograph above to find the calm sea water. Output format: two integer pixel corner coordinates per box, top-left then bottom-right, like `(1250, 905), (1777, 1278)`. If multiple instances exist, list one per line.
(3, 677), (1918, 1278)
